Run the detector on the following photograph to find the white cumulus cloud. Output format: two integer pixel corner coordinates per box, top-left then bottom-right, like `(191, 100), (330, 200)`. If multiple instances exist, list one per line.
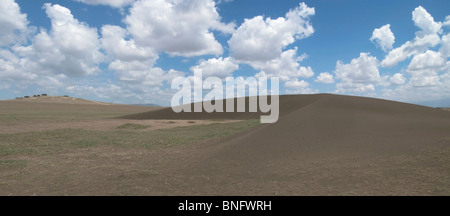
(254, 49), (314, 81)
(444, 15), (450, 27)
(336, 53), (380, 84)
(27, 3), (104, 77)
(229, 2), (315, 92)
(101, 25), (158, 63)
(1, 2), (104, 92)
(100, 24), (185, 87)
(124, 0), (235, 57)
(0, 0), (29, 46)
(412, 6), (442, 37)
(336, 83), (375, 93)
(440, 33), (450, 57)
(407, 50), (445, 71)
(389, 73), (406, 85)
(190, 57), (238, 78)
(229, 2), (314, 63)
(101, 24), (160, 80)
(285, 78), (309, 89)
(284, 78), (317, 94)
(407, 50), (445, 87)
(315, 72), (334, 84)
(335, 53), (380, 93)
(381, 6), (442, 68)
(381, 33), (441, 68)
(370, 24), (395, 52)
(378, 6), (450, 104)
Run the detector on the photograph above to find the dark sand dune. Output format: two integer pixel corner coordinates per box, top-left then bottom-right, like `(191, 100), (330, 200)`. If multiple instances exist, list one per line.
(119, 94), (321, 120)
(121, 93), (449, 120)
(121, 94), (450, 195)
(213, 94), (450, 161)
(122, 93), (450, 159)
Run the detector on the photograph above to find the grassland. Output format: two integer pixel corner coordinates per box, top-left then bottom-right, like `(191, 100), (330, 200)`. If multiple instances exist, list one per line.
(0, 99), (260, 195)
(0, 101), (152, 123)
(0, 111), (259, 195)
(0, 120), (259, 156)
(0, 120), (259, 195)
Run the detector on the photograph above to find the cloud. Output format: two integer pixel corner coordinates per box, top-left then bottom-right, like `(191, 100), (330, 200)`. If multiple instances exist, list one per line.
(412, 6), (442, 36)
(25, 3), (104, 77)
(407, 50), (445, 71)
(124, 0), (234, 57)
(1, 1), (188, 105)
(440, 33), (450, 57)
(335, 53), (380, 84)
(101, 24), (160, 80)
(0, 47), (67, 93)
(229, 2), (314, 63)
(315, 72), (334, 84)
(0, 49), (37, 81)
(115, 67), (184, 87)
(381, 6), (442, 68)
(389, 73), (406, 85)
(0, 0), (29, 46)
(444, 15), (450, 27)
(285, 78), (309, 89)
(101, 25), (158, 63)
(190, 57), (238, 78)
(335, 53), (380, 93)
(67, 84), (130, 99)
(284, 78), (317, 94)
(228, 2), (315, 93)
(63, 83), (175, 105)
(284, 79), (318, 94)
(108, 58), (185, 88)
(407, 50), (445, 87)
(100, 24), (185, 88)
(382, 64), (450, 104)
(254, 49), (314, 81)
(381, 33), (441, 68)
(370, 24), (395, 52)
(378, 6), (450, 104)
(73, 0), (135, 8)
(64, 74), (182, 105)
(337, 83), (376, 93)
(1, 3), (115, 100)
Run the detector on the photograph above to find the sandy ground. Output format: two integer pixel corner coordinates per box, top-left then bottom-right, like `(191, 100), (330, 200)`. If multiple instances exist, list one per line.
(117, 94), (450, 195)
(1, 94), (449, 195)
(0, 119), (239, 134)
(0, 97), (239, 133)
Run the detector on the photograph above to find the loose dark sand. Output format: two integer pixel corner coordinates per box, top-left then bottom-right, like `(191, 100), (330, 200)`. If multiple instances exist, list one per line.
(120, 94), (450, 195)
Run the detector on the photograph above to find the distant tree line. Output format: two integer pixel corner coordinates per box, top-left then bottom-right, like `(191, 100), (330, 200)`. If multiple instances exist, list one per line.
(16, 94), (48, 99)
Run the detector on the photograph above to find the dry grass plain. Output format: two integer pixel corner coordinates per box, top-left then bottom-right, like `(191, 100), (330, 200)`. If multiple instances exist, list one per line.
(0, 97), (257, 195)
(0, 95), (449, 195)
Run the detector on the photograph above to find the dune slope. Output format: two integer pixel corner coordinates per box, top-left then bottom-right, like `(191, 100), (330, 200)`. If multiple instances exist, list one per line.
(119, 94), (450, 195)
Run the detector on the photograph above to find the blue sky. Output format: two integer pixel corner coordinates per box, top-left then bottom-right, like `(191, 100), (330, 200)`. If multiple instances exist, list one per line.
(1, 0), (449, 106)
